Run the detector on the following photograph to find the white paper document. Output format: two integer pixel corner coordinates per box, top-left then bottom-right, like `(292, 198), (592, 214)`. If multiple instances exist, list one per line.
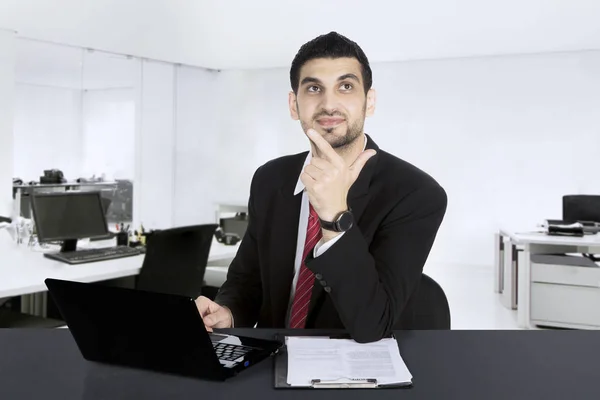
(285, 336), (412, 387)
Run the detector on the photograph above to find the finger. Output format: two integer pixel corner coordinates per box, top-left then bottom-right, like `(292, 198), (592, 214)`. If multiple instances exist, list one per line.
(306, 129), (343, 166)
(304, 164), (325, 181)
(195, 296), (213, 318)
(207, 300), (223, 314)
(214, 315), (232, 329)
(309, 156), (330, 170)
(203, 313), (220, 327)
(349, 150), (377, 180)
(300, 171), (315, 189)
(204, 309), (230, 328)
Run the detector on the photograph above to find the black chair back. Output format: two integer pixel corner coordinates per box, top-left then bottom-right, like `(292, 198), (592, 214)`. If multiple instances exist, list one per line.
(396, 273), (451, 330)
(136, 224), (218, 298)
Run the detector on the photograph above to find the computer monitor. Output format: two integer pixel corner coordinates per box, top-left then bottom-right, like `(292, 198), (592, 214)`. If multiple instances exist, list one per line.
(563, 195), (600, 223)
(219, 212), (248, 239)
(31, 191), (110, 252)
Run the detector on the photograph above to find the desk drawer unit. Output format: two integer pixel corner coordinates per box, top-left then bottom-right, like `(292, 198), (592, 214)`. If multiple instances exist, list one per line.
(531, 261), (600, 329)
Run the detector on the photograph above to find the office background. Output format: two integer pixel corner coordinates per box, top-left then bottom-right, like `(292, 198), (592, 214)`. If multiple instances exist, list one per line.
(1, 1), (600, 329)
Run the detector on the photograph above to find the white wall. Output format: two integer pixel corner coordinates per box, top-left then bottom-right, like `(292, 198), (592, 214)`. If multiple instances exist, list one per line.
(1, 0), (600, 70)
(171, 66), (304, 227)
(191, 50), (600, 268)
(0, 0), (213, 68)
(15, 38), (83, 90)
(13, 84), (82, 181)
(82, 88), (135, 179)
(209, 69), (306, 204)
(369, 51), (600, 267)
(0, 29), (15, 218)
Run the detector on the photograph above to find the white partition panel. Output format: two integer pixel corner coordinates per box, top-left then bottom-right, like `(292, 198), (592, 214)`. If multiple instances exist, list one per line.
(172, 65), (220, 226)
(0, 29), (15, 218)
(134, 60), (175, 230)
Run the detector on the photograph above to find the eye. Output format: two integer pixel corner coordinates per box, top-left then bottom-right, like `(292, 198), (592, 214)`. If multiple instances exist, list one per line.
(307, 85), (321, 93)
(340, 83), (353, 91)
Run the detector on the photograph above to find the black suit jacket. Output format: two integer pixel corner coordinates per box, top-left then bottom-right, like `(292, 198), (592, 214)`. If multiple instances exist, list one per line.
(215, 134), (447, 342)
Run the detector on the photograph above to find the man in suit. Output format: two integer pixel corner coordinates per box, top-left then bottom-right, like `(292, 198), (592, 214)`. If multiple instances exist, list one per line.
(196, 31), (447, 343)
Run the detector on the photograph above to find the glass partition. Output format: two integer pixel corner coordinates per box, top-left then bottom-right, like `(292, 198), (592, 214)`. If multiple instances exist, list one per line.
(13, 39), (140, 226)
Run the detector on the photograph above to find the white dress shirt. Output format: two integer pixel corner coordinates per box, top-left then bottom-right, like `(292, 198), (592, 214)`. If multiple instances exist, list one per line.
(287, 134), (367, 315)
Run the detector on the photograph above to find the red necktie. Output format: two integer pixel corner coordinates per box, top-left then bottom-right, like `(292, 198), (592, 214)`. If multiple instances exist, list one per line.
(289, 204), (323, 329)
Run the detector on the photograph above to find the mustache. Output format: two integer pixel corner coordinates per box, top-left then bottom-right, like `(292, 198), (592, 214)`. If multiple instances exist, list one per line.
(313, 110), (347, 120)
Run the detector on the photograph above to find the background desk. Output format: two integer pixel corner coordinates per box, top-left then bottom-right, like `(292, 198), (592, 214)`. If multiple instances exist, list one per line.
(0, 238), (239, 301)
(495, 230), (600, 329)
(1, 328), (597, 399)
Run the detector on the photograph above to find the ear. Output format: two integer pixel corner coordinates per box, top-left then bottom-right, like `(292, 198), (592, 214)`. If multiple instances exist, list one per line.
(288, 91), (299, 120)
(365, 88), (376, 117)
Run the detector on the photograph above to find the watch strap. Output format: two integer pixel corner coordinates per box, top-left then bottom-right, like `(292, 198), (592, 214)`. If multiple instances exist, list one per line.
(318, 209), (353, 232)
(319, 218), (337, 232)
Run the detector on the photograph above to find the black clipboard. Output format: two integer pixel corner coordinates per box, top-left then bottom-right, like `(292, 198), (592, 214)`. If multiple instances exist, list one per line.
(273, 335), (413, 389)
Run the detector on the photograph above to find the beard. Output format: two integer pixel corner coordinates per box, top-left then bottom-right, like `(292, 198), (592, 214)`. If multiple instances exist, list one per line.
(300, 105), (366, 150)
(320, 119), (364, 148)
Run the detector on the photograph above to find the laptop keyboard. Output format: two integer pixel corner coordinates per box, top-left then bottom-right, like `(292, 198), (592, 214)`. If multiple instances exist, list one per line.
(212, 342), (252, 361)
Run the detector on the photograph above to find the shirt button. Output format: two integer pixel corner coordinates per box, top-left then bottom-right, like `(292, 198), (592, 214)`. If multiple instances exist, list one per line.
(315, 273), (322, 280)
(320, 280), (327, 286)
(324, 286), (332, 293)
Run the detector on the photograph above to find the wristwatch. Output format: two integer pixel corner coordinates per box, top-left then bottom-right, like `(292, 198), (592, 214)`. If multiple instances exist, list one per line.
(319, 210), (354, 232)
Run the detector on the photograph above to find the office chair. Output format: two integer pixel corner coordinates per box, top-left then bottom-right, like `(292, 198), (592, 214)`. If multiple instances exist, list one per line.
(396, 273), (451, 330)
(135, 224), (218, 298)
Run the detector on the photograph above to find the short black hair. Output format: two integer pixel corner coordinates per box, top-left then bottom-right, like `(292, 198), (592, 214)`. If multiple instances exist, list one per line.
(290, 31), (372, 95)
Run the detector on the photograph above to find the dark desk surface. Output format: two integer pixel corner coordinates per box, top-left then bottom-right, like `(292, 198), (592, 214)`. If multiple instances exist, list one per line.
(0, 328), (597, 399)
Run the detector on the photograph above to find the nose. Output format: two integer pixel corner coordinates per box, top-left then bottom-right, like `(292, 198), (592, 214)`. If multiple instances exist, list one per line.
(319, 91), (341, 115)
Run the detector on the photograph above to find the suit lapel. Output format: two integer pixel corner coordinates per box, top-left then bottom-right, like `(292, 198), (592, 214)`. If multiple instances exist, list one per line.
(269, 154), (306, 327)
(345, 133), (380, 225)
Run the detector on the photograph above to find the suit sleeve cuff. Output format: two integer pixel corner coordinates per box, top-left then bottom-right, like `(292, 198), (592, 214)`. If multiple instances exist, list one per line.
(313, 232), (345, 257)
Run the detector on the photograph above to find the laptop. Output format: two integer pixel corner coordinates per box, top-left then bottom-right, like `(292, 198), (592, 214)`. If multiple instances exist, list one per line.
(44, 278), (283, 381)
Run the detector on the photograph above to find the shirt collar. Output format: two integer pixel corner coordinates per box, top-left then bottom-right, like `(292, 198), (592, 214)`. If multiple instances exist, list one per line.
(294, 134), (367, 196)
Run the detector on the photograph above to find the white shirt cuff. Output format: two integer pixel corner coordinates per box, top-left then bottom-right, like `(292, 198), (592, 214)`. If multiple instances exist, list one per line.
(313, 232), (345, 257)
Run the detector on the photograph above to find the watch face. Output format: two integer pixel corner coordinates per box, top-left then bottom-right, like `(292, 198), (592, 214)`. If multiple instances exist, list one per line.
(336, 211), (354, 231)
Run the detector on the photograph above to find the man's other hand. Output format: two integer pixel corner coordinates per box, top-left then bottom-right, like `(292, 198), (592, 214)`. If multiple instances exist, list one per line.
(195, 296), (233, 331)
